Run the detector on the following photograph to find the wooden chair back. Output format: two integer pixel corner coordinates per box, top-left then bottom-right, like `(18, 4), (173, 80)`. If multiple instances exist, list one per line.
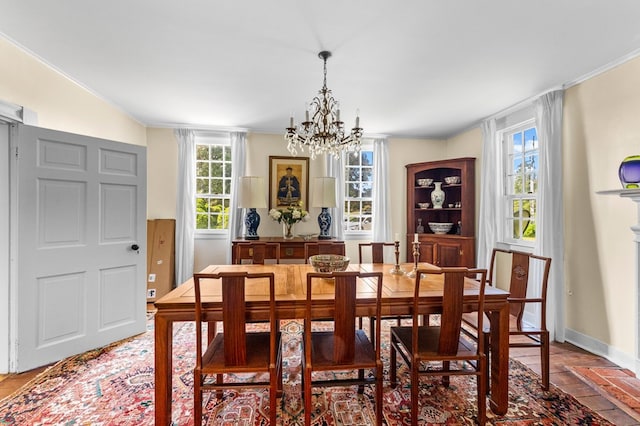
(413, 267), (487, 356)
(358, 242), (395, 263)
(234, 242), (281, 264)
(193, 272), (276, 367)
(488, 248), (551, 329)
(304, 241), (345, 262)
(305, 271), (383, 363)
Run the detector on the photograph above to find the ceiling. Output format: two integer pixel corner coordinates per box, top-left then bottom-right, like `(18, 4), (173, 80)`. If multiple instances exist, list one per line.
(2, 1), (640, 139)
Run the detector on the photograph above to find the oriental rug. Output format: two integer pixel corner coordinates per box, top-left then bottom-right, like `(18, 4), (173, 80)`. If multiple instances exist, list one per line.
(0, 319), (613, 425)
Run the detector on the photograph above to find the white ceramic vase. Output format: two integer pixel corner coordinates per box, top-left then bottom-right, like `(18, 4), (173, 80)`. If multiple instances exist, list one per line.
(431, 182), (445, 209)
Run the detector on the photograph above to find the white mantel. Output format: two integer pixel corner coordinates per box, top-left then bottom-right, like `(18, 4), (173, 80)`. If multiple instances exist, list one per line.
(598, 188), (640, 376)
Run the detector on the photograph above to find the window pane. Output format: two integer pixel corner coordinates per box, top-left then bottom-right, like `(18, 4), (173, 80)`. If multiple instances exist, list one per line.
(347, 183), (360, 198)
(196, 145), (209, 161)
(362, 167), (373, 182)
(210, 162), (222, 177)
(361, 151), (373, 166)
(196, 214), (209, 229)
(347, 167), (361, 181)
(211, 146), (223, 161)
(347, 152), (359, 165)
(210, 178), (223, 194)
(361, 183), (372, 198)
(196, 178), (209, 194)
(196, 161), (209, 177)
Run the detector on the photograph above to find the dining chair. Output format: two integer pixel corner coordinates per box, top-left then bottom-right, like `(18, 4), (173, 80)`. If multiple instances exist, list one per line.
(462, 248), (552, 390)
(358, 241), (407, 338)
(234, 241), (281, 264)
(193, 271), (282, 425)
(303, 241), (345, 262)
(390, 267), (488, 425)
(302, 271), (384, 426)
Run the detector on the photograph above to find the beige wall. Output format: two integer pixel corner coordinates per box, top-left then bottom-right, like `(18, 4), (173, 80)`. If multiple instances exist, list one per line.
(0, 37), (146, 145)
(563, 56), (640, 359)
(146, 128), (178, 219)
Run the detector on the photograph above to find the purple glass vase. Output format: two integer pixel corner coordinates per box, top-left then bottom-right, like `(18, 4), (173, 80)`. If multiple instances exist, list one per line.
(619, 155), (640, 189)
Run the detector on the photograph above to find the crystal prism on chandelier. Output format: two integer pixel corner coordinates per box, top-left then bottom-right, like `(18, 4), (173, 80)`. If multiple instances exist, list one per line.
(285, 51), (363, 159)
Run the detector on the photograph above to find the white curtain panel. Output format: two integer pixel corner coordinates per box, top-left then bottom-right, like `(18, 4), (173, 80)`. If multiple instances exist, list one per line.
(534, 90), (565, 342)
(476, 118), (500, 269)
(226, 131), (247, 264)
(326, 154), (345, 240)
(372, 138), (392, 251)
(174, 129), (196, 285)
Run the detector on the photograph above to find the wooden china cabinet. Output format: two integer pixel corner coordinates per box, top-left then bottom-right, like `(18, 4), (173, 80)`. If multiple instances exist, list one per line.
(405, 157), (476, 267)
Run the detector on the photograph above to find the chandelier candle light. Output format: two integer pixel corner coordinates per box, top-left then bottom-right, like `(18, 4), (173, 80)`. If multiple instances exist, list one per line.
(238, 176), (267, 240)
(285, 51), (363, 159)
(311, 177), (337, 239)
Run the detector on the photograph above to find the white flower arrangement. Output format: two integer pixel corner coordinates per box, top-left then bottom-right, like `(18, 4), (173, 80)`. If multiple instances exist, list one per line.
(268, 202), (309, 225)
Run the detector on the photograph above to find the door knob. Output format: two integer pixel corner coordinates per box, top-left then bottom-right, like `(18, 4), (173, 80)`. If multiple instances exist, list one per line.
(131, 244), (140, 253)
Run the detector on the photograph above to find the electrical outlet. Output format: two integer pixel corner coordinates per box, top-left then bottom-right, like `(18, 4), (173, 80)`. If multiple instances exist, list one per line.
(147, 289), (157, 299)
(148, 273), (156, 282)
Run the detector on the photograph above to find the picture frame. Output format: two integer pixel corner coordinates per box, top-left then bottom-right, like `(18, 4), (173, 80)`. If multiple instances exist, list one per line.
(269, 155), (309, 210)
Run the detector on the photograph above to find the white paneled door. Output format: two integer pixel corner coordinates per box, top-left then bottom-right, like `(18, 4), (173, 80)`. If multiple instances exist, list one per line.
(12, 124), (146, 372)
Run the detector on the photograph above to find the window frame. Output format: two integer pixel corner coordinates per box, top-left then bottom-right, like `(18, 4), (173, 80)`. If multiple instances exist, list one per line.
(500, 118), (538, 248)
(194, 132), (232, 236)
(343, 141), (374, 238)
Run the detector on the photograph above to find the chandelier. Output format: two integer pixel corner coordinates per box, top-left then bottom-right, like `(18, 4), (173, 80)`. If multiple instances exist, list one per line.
(285, 51), (363, 159)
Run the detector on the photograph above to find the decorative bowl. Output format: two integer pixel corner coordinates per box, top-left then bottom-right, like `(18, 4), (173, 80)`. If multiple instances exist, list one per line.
(417, 178), (433, 187)
(444, 176), (461, 184)
(428, 222), (453, 234)
(417, 202), (430, 209)
(309, 254), (350, 273)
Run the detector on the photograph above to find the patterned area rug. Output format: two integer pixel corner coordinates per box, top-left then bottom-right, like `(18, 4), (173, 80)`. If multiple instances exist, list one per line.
(0, 319), (613, 425)
(569, 365), (640, 421)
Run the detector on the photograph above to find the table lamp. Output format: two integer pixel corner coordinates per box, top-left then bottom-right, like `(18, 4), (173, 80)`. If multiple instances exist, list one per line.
(312, 177), (337, 239)
(238, 176), (267, 240)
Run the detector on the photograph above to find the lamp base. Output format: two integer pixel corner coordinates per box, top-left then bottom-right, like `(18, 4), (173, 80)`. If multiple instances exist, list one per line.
(244, 208), (261, 240)
(317, 207), (332, 239)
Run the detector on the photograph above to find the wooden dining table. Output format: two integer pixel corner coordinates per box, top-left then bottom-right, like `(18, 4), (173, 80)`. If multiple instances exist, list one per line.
(154, 263), (511, 425)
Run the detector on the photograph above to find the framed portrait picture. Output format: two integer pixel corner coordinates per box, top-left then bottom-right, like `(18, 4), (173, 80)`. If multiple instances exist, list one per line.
(269, 156), (309, 209)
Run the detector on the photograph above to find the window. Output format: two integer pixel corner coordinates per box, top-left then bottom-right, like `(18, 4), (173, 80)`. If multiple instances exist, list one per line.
(344, 146), (373, 232)
(195, 135), (232, 231)
(503, 121), (538, 244)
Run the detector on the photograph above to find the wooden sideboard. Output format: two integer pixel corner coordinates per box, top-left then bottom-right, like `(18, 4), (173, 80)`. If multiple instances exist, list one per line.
(231, 237), (345, 263)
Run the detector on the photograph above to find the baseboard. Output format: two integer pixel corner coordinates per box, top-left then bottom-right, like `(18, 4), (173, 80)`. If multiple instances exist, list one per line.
(565, 327), (637, 375)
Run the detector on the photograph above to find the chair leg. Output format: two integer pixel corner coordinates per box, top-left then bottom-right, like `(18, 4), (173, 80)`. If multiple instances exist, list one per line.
(304, 364), (312, 425)
(216, 373), (223, 399)
(483, 330), (491, 395)
(477, 355), (487, 425)
(194, 373), (202, 426)
(369, 316), (376, 346)
(376, 363), (383, 426)
(442, 361), (451, 387)
(411, 360), (419, 426)
(541, 331), (550, 390)
(390, 336), (398, 388)
(270, 367), (278, 424)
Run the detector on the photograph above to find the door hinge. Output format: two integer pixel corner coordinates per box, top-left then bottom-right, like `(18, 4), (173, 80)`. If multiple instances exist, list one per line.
(15, 147), (18, 158)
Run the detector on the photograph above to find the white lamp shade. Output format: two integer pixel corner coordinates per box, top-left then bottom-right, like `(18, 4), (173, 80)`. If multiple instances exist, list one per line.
(238, 176), (267, 208)
(312, 177), (337, 208)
